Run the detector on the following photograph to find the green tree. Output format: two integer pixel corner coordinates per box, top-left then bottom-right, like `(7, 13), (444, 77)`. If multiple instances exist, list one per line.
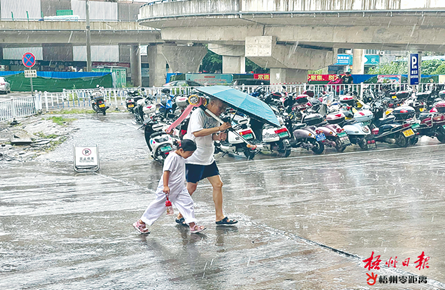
(200, 49), (222, 73)
(433, 64), (445, 74)
(200, 47), (270, 74)
(245, 58), (269, 74)
(368, 59), (445, 75)
(367, 62), (407, 75)
(422, 59), (445, 75)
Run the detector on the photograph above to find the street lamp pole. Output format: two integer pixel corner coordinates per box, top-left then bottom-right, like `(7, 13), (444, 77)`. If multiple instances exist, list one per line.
(86, 0), (92, 72)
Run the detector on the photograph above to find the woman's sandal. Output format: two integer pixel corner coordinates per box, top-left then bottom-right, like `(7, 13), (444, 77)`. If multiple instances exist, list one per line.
(215, 217), (238, 225)
(175, 217), (189, 227)
(190, 225), (206, 234)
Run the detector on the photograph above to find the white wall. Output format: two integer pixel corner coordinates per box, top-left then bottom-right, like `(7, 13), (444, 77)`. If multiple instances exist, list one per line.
(73, 45), (119, 62)
(1, 0), (41, 20)
(3, 47), (43, 60)
(401, 0), (445, 9)
(71, 0), (118, 21)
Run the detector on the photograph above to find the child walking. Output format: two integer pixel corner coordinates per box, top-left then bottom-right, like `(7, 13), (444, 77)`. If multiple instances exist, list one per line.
(133, 139), (206, 234)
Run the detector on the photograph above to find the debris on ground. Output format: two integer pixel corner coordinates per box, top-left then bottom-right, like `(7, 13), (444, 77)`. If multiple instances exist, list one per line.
(0, 115), (77, 162)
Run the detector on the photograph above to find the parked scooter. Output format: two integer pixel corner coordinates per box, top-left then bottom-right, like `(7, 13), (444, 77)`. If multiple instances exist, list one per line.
(143, 114), (178, 163)
(283, 110), (324, 155)
(125, 89), (144, 113)
(250, 110), (292, 157)
(158, 88), (177, 119)
(416, 101), (445, 143)
(214, 114), (258, 159)
(370, 106), (418, 147)
(300, 111), (351, 152)
(91, 87), (109, 115)
(134, 94), (156, 124)
(339, 110), (376, 150)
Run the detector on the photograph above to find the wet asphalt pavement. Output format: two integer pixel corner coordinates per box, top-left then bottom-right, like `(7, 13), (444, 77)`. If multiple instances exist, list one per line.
(1, 113), (445, 289)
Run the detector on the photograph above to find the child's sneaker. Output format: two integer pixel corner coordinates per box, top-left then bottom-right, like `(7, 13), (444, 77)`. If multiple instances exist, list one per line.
(133, 220), (149, 234)
(190, 224), (206, 234)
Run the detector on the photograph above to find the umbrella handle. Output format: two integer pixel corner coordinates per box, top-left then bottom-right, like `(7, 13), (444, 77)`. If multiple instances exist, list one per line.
(199, 105), (257, 149)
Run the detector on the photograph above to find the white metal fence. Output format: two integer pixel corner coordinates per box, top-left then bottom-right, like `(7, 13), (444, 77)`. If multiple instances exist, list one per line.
(0, 95), (42, 122)
(0, 83), (440, 122)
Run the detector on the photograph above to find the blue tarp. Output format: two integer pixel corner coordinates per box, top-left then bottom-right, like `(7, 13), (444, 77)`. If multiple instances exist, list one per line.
(351, 74), (377, 84)
(166, 73), (181, 83)
(37, 71), (111, 79)
(0, 71), (110, 79)
(351, 74), (436, 83)
(0, 71), (22, 77)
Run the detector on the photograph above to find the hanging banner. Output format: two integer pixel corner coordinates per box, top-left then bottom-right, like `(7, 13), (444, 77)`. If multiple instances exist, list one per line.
(308, 74), (339, 82)
(253, 74), (270, 80)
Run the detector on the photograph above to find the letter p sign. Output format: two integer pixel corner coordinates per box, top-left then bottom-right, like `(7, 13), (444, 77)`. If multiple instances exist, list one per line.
(411, 56), (417, 69)
(410, 53), (419, 85)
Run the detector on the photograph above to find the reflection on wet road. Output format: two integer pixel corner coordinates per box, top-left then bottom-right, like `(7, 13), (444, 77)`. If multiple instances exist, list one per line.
(1, 113), (444, 289)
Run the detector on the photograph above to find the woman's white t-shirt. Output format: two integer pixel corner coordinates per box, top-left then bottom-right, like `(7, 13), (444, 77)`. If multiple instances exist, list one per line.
(184, 108), (218, 165)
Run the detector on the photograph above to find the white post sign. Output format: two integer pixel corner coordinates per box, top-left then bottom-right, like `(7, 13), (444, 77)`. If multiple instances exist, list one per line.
(74, 145), (100, 172)
(24, 70), (37, 78)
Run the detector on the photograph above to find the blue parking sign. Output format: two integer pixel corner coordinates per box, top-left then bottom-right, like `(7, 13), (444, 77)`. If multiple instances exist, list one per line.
(409, 53), (419, 85)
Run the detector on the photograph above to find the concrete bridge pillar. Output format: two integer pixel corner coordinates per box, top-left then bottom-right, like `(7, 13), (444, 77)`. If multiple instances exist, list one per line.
(147, 43), (167, 87)
(270, 68), (308, 85)
(208, 44), (246, 74)
(352, 49), (365, 74)
(130, 44), (142, 87)
(161, 43), (207, 74)
(245, 36), (334, 84)
(222, 56), (245, 74)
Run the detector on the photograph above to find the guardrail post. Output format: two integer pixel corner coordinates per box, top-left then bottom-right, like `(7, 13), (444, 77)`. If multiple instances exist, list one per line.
(34, 92), (41, 111)
(10, 97), (16, 120)
(44, 91), (49, 111)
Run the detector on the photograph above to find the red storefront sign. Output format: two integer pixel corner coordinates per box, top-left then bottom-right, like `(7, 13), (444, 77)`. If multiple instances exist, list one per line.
(308, 74), (339, 82)
(254, 74), (270, 80)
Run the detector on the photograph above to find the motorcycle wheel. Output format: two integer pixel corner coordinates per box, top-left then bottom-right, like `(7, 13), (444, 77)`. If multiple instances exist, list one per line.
(308, 138), (324, 155)
(409, 136), (419, 146)
(437, 133), (445, 143)
(154, 147), (168, 164)
(395, 133), (409, 147)
(102, 110), (106, 116)
(358, 138), (368, 150)
(243, 147), (256, 160)
(277, 141), (291, 157)
(334, 138), (346, 152)
(135, 111), (144, 124)
(214, 143), (222, 154)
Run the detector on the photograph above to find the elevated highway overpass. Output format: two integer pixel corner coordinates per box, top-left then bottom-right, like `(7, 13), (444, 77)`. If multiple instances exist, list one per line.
(0, 20), (161, 86)
(138, 0), (445, 84)
(0, 21), (160, 45)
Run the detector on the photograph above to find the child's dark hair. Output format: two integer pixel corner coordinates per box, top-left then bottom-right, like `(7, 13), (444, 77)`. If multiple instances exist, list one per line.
(179, 139), (197, 152)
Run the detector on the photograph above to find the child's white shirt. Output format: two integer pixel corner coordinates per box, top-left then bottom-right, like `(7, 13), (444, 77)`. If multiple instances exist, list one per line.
(157, 151), (186, 193)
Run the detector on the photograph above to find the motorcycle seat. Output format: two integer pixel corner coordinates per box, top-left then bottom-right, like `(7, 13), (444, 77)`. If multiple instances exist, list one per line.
(293, 123), (306, 130)
(150, 131), (168, 139)
(377, 117), (396, 126)
(343, 119), (356, 126)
